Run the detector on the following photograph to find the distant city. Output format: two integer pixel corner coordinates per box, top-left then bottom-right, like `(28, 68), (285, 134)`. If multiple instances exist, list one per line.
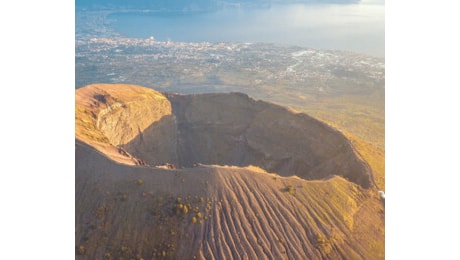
(76, 10), (384, 92)
(76, 8), (385, 148)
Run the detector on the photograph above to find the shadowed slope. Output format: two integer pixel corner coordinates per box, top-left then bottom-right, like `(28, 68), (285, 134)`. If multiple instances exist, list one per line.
(166, 92), (374, 188)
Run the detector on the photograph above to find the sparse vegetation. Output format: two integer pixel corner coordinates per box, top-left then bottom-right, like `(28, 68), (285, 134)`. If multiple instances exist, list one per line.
(75, 82), (384, 258)
(118, 245), (133, 257)
(279, 238), (285, 246)
(315, 234), (333, 254)
(175, 202), (190, 216)
(103, 252), (112, 260)
(118, 192), (128, 201)
(76, 245), (86, 255)
(282, 184), (296, 195)
(95, 204), (109, 219)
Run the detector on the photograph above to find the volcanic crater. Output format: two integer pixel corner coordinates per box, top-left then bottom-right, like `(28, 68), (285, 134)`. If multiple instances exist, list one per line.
(77, 84), (374, 189)
(75, 84), (384, 259)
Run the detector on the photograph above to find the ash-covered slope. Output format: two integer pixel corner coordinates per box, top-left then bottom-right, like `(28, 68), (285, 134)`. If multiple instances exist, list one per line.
(165, 92), (374, 188)
(75, 84), (384, 259)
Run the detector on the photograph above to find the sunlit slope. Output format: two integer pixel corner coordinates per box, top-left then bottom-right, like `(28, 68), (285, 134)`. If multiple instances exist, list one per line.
(75, 84), (384, 259)
(76, 84), (177, 165)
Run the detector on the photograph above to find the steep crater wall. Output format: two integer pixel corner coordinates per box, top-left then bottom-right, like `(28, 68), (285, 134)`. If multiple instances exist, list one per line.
(79, 85), (374, 188)
(125, 93), (372, 188)
(76, 84), (383, 259)
(164, 93), (374, 188)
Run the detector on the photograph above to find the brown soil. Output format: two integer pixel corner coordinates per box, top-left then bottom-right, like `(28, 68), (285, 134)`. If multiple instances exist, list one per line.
(75, 84), (384, 259)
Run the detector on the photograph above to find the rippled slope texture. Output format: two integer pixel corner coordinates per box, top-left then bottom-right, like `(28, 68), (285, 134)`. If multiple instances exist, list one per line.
(75, 84), (384, 259)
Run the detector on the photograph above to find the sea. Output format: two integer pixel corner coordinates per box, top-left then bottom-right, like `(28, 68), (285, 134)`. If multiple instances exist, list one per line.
(107, 0), (384, 57)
